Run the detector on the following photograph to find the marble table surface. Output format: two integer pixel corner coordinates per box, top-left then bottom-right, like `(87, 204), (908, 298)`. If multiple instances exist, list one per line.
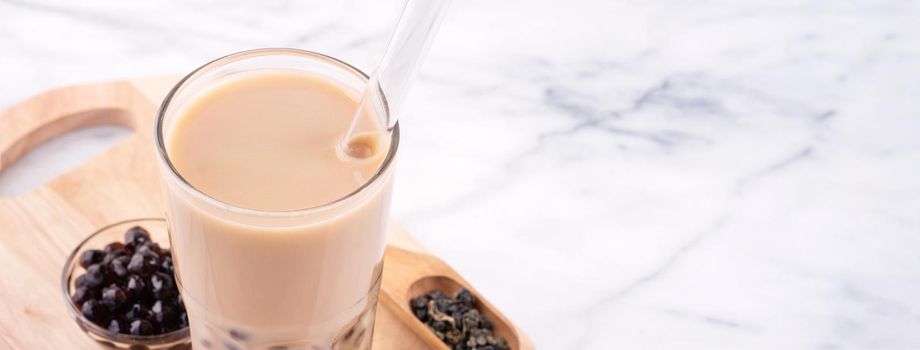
(2, 0), (919, 348)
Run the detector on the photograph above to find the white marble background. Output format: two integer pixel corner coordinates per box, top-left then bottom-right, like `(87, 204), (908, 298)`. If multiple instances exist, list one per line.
(2, 0), (920, 349)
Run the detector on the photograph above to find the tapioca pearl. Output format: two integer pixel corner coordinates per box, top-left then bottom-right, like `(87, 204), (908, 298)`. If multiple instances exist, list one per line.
(101, 250), (128, 266)
(228, 329), (248, 341)
(71, 286), (95, 305)
(161, 256), (174, 273)
(80, 299), (108, 323)
(223, 341), (241, 350)
(75, 274), (90, 289)
(126, 303), (154, 323)
(83, 264), (108, 288)
(152, 300), (181, 332)
(129, 319), (154, 335)
(136, 242), (164, 259)
(150, 271), (177, 299)
(107, 318), (126, 334)
(125, 274), (146, 299)
(79, 249), (104, 269)
(179, 312), (189, 328)
(101, 284), (127, 311)
(110, 256), (130, 279)
(104, 242), (127, 254)
(127, 252), (158, 277)
(124, 226), (151, 247)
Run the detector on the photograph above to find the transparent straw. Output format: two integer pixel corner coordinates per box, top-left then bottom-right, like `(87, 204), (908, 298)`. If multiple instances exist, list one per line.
(341, 0), (450, 157)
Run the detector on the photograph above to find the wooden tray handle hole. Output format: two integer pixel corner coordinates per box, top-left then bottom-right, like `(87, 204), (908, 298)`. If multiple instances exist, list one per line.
(0, 108), (134, 197)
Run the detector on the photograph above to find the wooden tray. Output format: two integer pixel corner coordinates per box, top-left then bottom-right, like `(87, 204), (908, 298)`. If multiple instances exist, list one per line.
(0, 77), (534, 349)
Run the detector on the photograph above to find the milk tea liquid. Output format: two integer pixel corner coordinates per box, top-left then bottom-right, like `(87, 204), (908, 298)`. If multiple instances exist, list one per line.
(161, 70), (393, 348)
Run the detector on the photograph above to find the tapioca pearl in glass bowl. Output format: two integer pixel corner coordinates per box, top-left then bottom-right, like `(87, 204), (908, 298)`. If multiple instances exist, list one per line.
(61, 218), (191, 350)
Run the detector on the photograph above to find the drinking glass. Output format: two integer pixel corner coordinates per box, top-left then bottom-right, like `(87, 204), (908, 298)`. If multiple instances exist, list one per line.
(154, 48), (398, 350)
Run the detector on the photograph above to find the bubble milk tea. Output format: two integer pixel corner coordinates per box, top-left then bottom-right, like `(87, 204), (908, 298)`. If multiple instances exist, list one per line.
(158, 63), (395, 349)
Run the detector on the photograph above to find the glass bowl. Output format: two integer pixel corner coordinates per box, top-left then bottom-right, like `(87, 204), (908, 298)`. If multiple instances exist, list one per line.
(61, 218), (190, 349)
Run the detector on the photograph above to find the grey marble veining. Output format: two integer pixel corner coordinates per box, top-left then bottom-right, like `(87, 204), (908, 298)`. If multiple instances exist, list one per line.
(2, 0), (920, 348)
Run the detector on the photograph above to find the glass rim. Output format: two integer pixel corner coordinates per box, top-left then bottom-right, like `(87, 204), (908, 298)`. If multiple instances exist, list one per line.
(154, 48), (399, 218)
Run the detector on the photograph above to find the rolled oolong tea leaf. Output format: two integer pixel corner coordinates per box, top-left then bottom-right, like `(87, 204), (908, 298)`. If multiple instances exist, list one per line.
(411, 297), (429, 322)
(409, 288), (510, 350)
(457, 289), (474, 306)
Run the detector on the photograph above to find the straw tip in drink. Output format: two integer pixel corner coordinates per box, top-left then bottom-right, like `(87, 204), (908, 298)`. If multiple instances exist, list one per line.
(338, 132), (386, 160)
(347, 141), (374, 159)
